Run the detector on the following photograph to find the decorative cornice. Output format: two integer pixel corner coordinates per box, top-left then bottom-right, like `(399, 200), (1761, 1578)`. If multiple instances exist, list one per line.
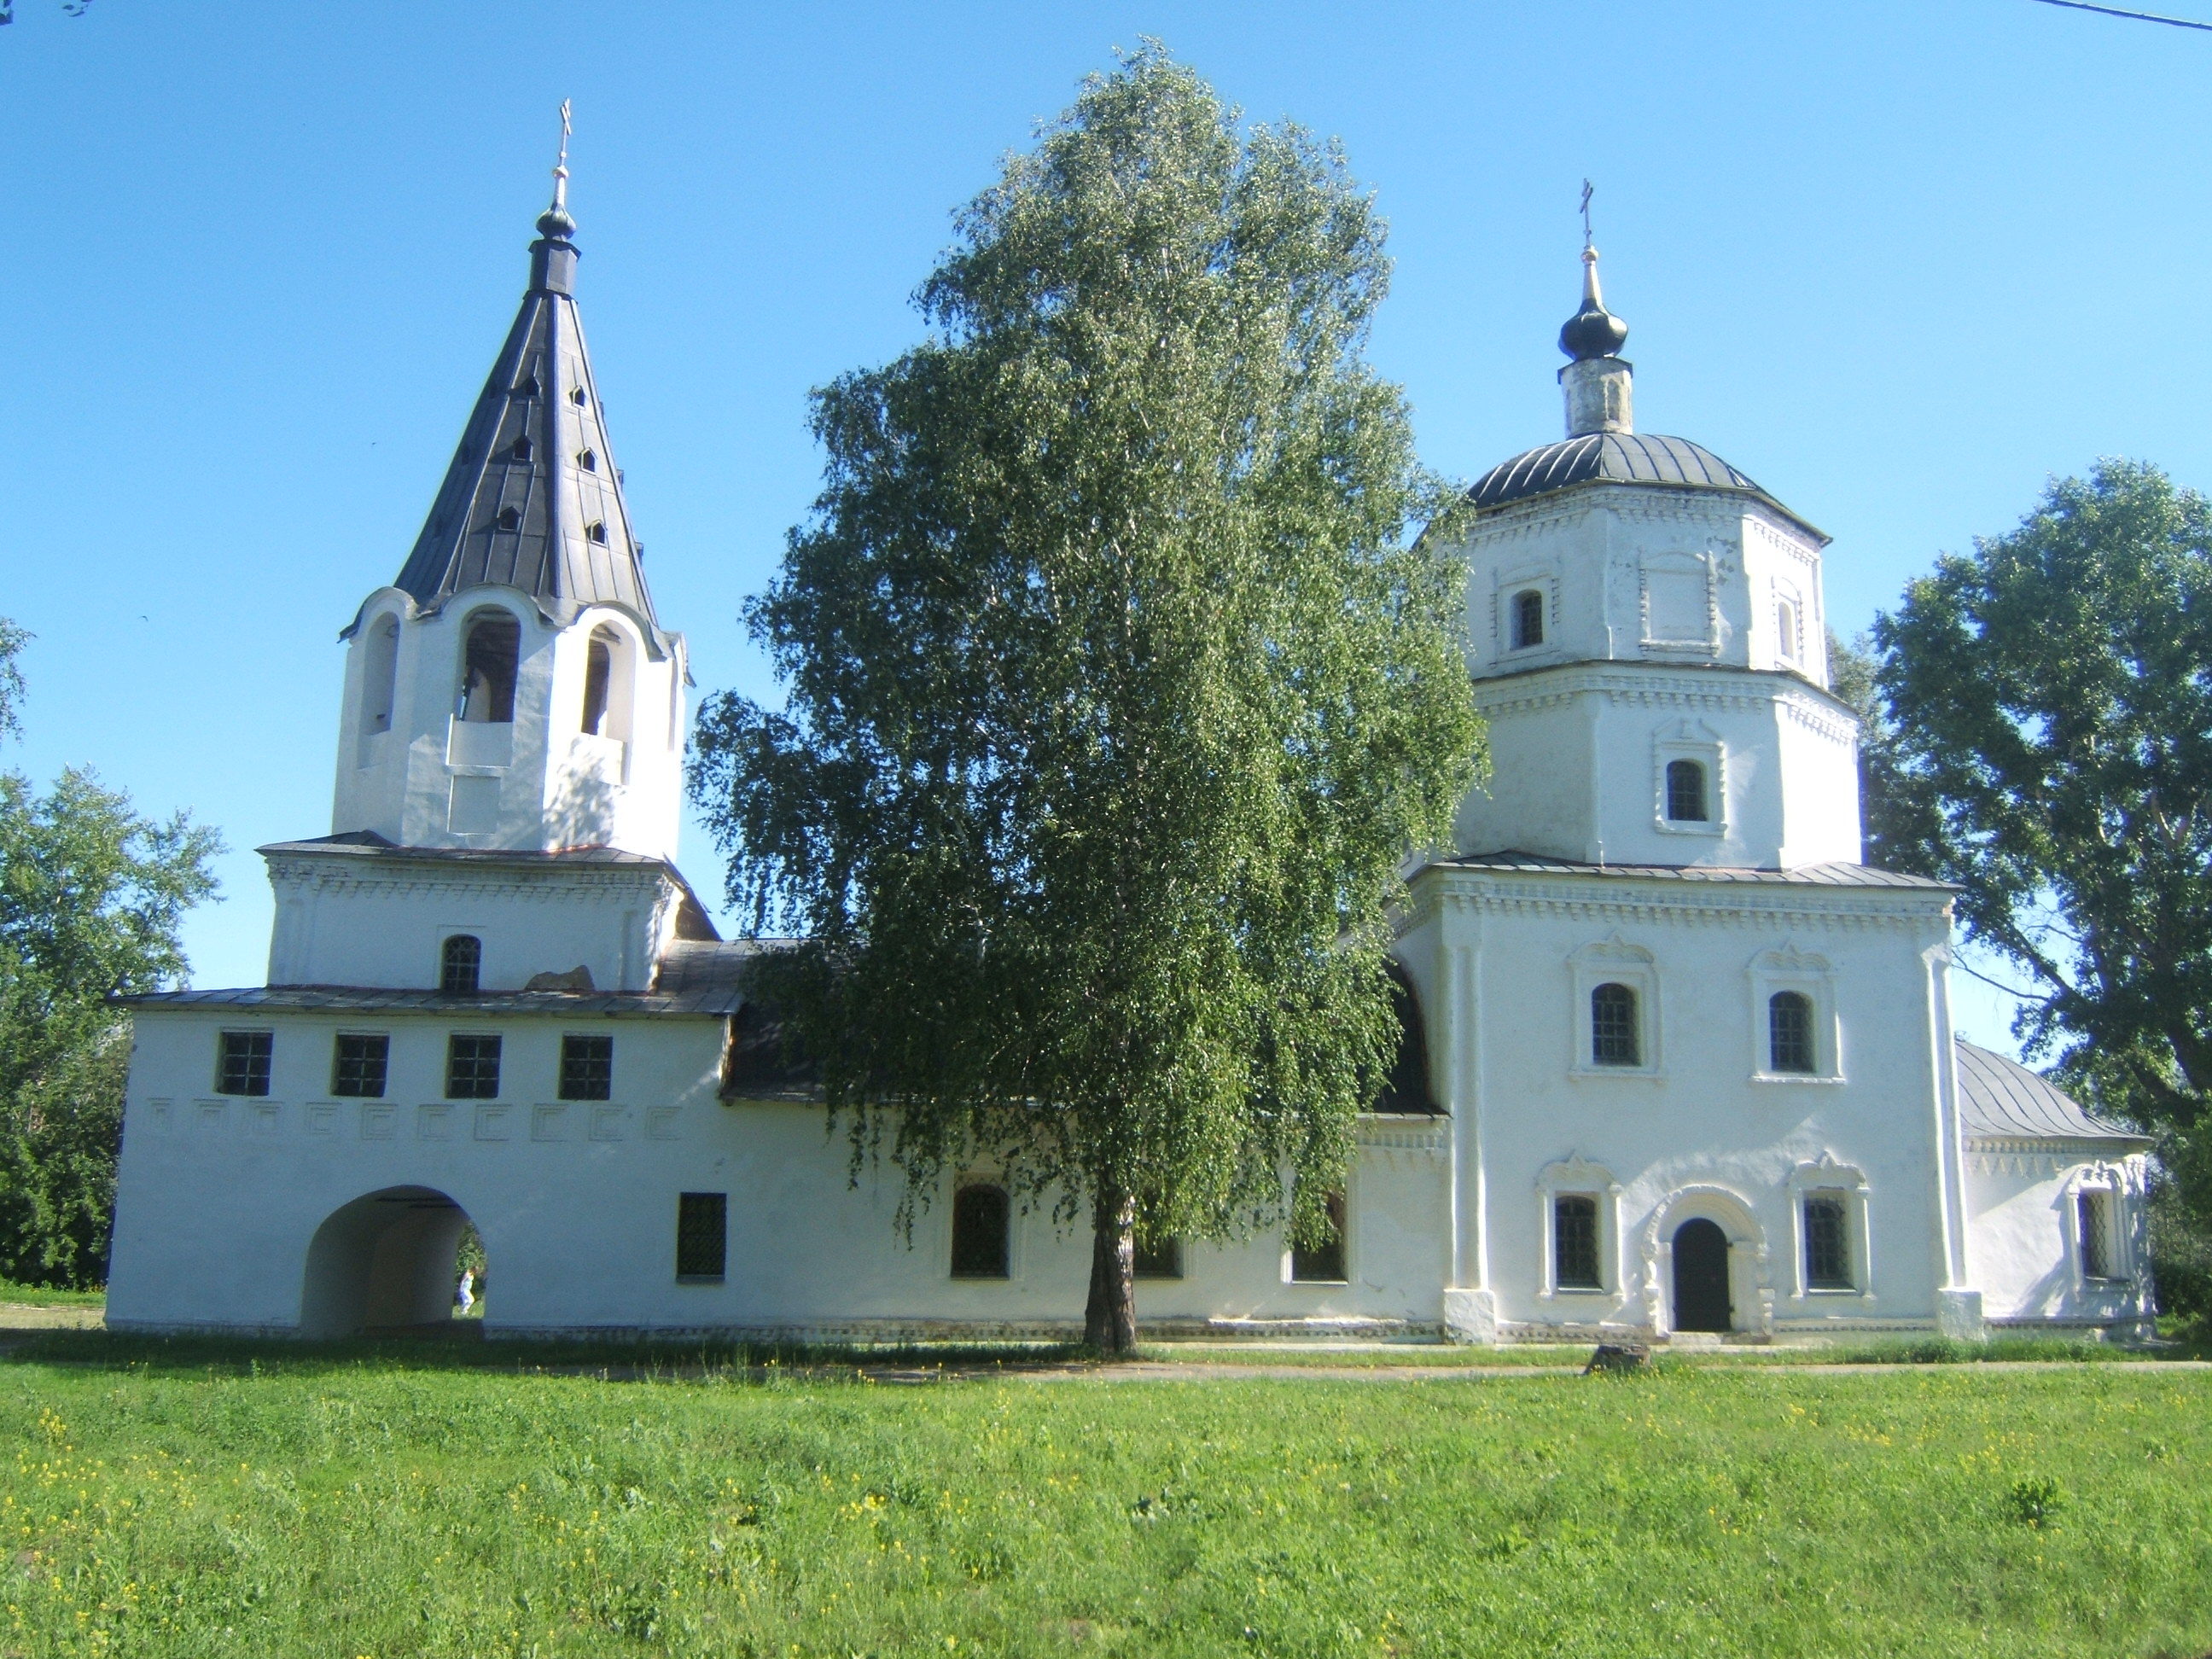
(1412, 870), (1951, 933)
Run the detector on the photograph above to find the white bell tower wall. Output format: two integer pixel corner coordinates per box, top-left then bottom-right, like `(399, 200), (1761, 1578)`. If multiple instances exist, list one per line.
(330, 585), (685, 863)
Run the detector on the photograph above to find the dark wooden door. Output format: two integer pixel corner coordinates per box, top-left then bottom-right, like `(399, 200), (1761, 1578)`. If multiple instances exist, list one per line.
(1672, 1218), (1733, 1333)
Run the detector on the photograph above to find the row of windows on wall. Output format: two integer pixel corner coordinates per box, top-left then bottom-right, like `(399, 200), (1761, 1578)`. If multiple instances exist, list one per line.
(215, 1027), (614, 1103)
(1502, 588), (1807, 665)
(941, 1185), (1350, 1284)
(1550, 1190), (1854, 1295)
(359, 613), (638, 740)
(1587, 983), (1816, 1073)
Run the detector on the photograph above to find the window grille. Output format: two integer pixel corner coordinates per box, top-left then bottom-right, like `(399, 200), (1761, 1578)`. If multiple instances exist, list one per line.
(1553, 1195), (1602, 1289)
(1590, 983), (1639, 1067)
(331, 1033), (389, 1098)
(1512, 588), (1545, 649)
(560, 1034), (614, 1101)
(1803, 1193), (1852, 1289)
(1665, 759), (1708, 822)
(951, 1184), (1011, 1278)
(1290, 1190), (1348, 1283)
(1768, 991), (1816, 1074)
(1133, 1231), (1184, 1280)
(445, 1033), (502, 1100)
(676, 1192), (727, 1281)
(216, 1030), (273, 1097)
(2079, 1190), (2116, 1281)
(441, 935), (482, 995)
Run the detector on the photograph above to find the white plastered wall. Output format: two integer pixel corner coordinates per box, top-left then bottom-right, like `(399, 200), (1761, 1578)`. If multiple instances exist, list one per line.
(332, 586), (686, 863)
(108, 1008), (1449, 1338)
(265, 853), (683, 992)
(1409, 864), (1965, 1341)
(1966, 1143), (2157, 1334)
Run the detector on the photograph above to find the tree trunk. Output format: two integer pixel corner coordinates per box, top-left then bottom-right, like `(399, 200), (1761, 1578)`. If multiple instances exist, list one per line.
(1084, 1188), (1138, 1355)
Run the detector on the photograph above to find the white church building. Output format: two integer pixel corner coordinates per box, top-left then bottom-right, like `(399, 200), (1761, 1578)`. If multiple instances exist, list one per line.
(106, 178), (2158, 1346)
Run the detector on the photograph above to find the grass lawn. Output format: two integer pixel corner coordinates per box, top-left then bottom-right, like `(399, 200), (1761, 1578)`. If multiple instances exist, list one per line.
(1, 1336), (2208, 1656)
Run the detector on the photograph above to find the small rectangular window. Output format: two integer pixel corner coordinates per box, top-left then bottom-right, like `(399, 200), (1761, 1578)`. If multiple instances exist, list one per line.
(1803, 1193), (1852, 1290)
(2079, 1190), (2116, 1281)
(331, 1033), (389, 1098)
(1290, 1190), (1348, 1283)
(216, 1030), (273, 1097)
(559, 1033), (614, 1100)
(1133, 1231), (1184, 1280)
(1553, 1194), (1602, 1290)
(445, 1033), (502, 1100)
(677, 1191), (728, 1281)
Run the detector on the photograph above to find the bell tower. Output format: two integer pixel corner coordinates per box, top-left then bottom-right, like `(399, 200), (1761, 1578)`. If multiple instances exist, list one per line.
(329, 131), (687, 863)
(1447, 242), (1862, 871)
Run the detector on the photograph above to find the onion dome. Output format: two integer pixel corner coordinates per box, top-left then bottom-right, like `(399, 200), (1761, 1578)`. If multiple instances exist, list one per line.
(1559, 244), (1628, 361)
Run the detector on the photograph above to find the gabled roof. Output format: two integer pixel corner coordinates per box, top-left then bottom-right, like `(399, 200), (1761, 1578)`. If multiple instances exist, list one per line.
(370, 195), (660, 637)
(1954, 1041), (2150, 1145)
(1466, 432), (1826, 541)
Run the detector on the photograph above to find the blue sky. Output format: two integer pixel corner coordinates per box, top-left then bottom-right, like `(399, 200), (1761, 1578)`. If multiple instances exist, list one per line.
(4, 1), (2208, 1054)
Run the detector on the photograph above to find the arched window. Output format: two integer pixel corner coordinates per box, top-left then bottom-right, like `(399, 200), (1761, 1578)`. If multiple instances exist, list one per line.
(1768, 991), (1815, 1074)
(1591, 982), (1639, 1067)
(1511, 588), (1545, 650)
(1665, 759), (1708, 823)
(581, 634), (613, 736)
(457, 611), (520, 724)
(1777, 598), (1800, 662)
(361, 614), (400, 736)
(1373, 962), (1439, 1113)
(440, 934), (482, 995)
(950, 1183), (1010, 1278)
(579, 624), (633, 742)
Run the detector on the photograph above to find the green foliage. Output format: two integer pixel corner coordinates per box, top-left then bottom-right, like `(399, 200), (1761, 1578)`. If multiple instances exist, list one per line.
(0, 621), (222, 1287)
(1825, 628), (1937, 877)
(689, 46), (1483, 1314)
(0, 1353), (2208, 1654)
(1872, 462), (2212, 1154)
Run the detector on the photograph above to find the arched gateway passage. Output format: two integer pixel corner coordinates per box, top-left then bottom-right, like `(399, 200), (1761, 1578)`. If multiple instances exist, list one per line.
(300, 1186), (477, 1337)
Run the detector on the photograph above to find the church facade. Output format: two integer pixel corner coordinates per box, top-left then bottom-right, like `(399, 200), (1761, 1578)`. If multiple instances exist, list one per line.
(105, 181), (2157, 1345)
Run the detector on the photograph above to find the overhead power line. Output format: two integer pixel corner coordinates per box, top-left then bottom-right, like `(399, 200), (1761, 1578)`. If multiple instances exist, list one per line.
(2028, 0), (2212, 30)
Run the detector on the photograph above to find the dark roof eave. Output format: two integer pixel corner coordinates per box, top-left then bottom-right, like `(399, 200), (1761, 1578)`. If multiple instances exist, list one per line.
(1470, 472), (1830, 544)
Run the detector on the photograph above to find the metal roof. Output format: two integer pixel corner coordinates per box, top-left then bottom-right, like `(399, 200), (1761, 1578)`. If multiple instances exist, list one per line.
(365, 195), (662, 640)
(259, 830), (667, 870)
(1437, 851), (1953, 890)
(1465, 432), (1825, 540)
(1955, 1041), (2149, 1145)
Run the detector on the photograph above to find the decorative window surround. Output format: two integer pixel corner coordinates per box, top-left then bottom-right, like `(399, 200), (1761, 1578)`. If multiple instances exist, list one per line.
(1568, 934), (1662, 1079)
(1492, 564), (1559, 663)
(1748, 944), (1843, 1082)
(2063, 1162), (2138, 1288)
(1785, 1155), (1874, 1304)
(1639, 550), (1718, 654)
(1652, 719), (1727, 839)
(1536, 1155), (1624, 1301)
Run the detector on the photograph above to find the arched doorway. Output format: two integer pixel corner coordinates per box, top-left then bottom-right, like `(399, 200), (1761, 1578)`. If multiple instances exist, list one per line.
(1672, 1218), (1733, 1333)
(300, 1186), (478, 1337)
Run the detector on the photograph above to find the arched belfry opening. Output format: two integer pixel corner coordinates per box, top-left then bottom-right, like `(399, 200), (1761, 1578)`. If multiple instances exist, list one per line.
(300, 1186), (481, 1337)
(579, 622), (635, 742)
(457, 610), (521, 724)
